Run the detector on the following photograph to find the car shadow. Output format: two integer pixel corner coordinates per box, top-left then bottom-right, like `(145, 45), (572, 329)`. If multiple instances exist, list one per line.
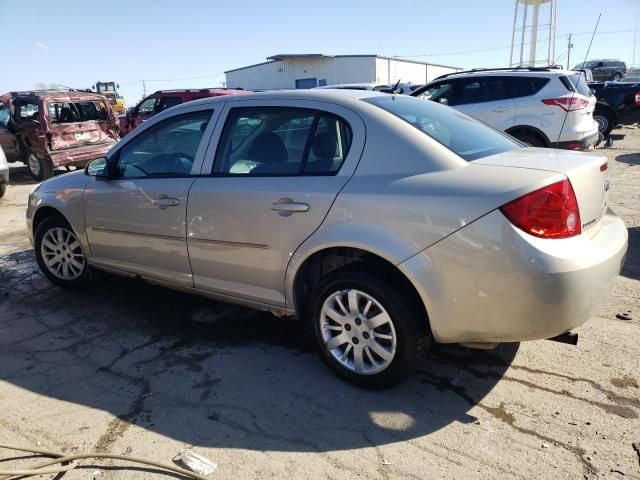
(0, 249), (518, 453)
(621, 226), (639, 281)
(8, 164), (75, 186)
(615, 152), (640, 165)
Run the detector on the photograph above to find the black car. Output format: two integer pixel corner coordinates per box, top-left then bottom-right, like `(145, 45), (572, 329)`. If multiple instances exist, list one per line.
(589, 80), (640, 136)
(575, 60), (627, 82)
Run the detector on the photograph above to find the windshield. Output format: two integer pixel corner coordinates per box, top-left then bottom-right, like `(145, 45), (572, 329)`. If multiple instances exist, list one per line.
(96, 82), (116, 93)
(364, 95), (521, 161)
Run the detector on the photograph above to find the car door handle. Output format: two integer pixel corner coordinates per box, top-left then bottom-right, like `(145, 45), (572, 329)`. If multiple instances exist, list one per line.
(270, 199), (310, 213)
(151, 194), (179, 207)
(492, 107), (511, 113)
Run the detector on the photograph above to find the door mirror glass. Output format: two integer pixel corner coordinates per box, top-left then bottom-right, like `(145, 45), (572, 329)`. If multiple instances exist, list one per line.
(85, 157), (109, 177)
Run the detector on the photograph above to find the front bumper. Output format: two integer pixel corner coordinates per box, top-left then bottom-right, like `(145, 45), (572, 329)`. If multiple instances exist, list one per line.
(47, 142), (116, 168)
(551, 132), (600, 151)
(399, 209), (628, 344)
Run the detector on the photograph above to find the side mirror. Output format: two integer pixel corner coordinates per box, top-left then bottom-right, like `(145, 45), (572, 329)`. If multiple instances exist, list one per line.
(85, 157), (110, 178)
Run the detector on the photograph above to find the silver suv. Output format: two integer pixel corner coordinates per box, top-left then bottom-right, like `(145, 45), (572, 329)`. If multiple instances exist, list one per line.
(411, 67), (599, 151)
(27, 90), (627, 388)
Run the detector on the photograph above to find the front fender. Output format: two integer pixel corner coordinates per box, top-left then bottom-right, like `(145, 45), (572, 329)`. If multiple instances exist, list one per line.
(27, 170), (91, 256)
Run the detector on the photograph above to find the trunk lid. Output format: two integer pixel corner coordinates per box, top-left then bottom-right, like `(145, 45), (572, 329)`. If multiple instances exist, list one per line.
(474, 148), (609, 236)
(47, 121), (116, 151)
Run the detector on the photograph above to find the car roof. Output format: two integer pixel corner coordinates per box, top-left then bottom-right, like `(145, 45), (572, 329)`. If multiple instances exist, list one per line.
(181, 88), (387, 107)
(4, 89), (105, 100)
(434, 69), (573, 81)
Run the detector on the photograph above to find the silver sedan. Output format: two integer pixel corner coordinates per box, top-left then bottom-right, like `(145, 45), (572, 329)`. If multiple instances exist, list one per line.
(26, 90), (628, 388)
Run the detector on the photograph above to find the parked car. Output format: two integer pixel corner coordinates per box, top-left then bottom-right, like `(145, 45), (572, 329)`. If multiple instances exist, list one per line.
(0, 146), (8, 198)
(411, 67), (599, 150)
(588, 80), (640, 136)
(574, 60), (628, 82)
(27, 90), (627, 388)
(0, 90), (119, 180)
(119, 88), (248, 136)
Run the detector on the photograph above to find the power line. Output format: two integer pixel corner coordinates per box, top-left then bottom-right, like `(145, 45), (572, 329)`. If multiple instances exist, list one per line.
(394, 28), (637, 59)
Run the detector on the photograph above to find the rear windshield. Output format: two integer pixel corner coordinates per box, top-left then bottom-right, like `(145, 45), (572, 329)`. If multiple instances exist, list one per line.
(364, 95), (521, 161)
(47, 100), (110, 123)
(564, 73), (593, 97)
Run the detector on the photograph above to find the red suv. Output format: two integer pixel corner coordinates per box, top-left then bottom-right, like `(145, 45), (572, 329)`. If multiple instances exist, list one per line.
(119, 88), (248, 136)
(0, 90), (119, 180)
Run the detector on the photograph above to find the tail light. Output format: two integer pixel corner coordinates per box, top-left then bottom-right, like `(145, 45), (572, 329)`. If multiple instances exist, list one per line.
(542, 97), (589, 111)
(500, 179), (581, 239)
(635, 91), (640, 107)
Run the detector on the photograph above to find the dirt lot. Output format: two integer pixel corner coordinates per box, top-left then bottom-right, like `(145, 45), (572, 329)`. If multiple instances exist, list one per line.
(0, 130), (639, 480)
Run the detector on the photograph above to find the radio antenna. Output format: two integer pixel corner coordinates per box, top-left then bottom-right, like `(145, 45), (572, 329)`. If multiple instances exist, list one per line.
(556, 13), (601, 146)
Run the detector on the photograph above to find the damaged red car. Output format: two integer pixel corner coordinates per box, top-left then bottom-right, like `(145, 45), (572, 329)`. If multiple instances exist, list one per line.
(0, 90), (119, 180)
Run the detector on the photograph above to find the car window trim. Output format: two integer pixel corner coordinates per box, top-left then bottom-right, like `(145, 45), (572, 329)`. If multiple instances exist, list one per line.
(210, 106), (351, 178)
(111, 109), (215, 180)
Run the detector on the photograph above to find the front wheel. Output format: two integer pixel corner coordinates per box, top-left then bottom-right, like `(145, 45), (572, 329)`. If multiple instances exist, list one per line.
(34, 216), (92, 288)
(308, 265), (430, 389)
(613, 73), (623, 81)
(27, 150), (54, 181)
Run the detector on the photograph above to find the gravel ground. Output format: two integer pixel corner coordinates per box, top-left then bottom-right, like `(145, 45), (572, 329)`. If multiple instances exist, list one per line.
(0, 130), (638, 480)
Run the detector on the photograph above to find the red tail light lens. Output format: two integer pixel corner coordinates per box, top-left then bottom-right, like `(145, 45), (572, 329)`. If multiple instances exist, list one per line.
(542, 97), (589, 111)
(635, 91), (640, 107)
(500, 179), (581, 239)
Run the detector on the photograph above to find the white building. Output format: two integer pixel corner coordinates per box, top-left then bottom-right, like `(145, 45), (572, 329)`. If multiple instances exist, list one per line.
(224, 54), (461, 90)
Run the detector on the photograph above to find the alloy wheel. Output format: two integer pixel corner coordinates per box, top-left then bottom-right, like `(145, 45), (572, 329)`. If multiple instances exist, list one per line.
(40, 227), (85, 280)
(319, 289), (397, 375)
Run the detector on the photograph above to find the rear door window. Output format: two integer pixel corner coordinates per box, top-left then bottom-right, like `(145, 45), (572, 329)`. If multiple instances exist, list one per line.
(158, 96), (182, 111)
(510, 77), (550, 98)
(213, 107), (352, 176)
(15, 101), (39, 123)
(457, 77), (510, 105)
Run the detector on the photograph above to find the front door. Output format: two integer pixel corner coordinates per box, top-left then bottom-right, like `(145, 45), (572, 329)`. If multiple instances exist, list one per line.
(0, 101), (18, 161)
(84, 107), (215, 286)
(187, 102), (364, 306)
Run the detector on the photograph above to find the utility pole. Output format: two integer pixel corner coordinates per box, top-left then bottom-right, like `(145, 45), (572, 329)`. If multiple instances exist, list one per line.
(633, 13), (638, 67)
(142, 79), (147, 98)
(566, 34), (573, 70)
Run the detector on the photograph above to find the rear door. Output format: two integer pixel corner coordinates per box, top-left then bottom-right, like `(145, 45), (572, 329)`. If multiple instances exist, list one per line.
(454, 76), (517, 130)
(187, 100), (365, 307)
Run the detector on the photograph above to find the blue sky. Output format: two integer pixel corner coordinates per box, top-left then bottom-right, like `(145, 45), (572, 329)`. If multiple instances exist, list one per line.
(1, 0), (638, 106)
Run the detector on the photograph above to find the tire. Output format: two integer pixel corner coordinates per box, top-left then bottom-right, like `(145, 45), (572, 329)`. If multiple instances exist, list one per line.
(0, 183), (5, 199)
(34, 215), (93, 288)
(27, 149), (53, 181)
(512, 131), (546, 148)
(594, 108), (616, 137)
(613, 73), (623, 82)
(307, 263), (430, 389)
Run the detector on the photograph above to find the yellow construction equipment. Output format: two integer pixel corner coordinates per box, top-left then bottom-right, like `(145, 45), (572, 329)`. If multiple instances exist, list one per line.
(93, 81), (126, 114)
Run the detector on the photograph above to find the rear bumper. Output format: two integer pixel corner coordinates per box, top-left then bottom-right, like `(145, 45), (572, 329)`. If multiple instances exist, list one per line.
(552, 132), (600, 150)
(399, 209), (628, 344)
(47, 142), (116, 168)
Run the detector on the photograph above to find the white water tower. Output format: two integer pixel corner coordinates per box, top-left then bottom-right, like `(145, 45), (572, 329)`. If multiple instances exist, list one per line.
(509, 0), (557, 67)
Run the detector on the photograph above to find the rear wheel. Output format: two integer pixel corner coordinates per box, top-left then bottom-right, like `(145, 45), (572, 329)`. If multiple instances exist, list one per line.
(308, 264), (430, 389)
(27, 150), (53, 181)
(613, 72), (623, 82)
(34, 216), (92, 288)
(594, 108), (616, 137)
